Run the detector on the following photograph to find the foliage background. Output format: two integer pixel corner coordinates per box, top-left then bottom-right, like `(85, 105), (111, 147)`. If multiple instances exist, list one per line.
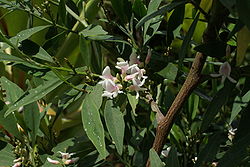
(0, 0), (250, 166)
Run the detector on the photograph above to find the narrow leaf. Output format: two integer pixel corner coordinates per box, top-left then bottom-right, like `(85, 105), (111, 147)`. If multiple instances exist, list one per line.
(236, 26), (250, 66)
(81, 85), (108, 159)
(127, 93), (138, 116)
(104, 100), (125, 155)
(5, 78), (64, 117)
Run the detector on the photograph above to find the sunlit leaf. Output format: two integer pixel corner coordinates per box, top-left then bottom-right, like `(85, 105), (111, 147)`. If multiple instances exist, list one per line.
(236, 26), (250, 66)
(104, 100), (125, 155)
(81, 85), (108, 159)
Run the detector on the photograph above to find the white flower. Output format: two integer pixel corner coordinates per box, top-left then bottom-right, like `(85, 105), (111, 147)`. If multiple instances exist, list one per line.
(126, 64), (147, 81)
(161, 147), (171, 157)
(100, 79), (123, 99)
(129, 78), (147, 99)
(115, 61), (129, 74)
(211, 62), (236, 83)
(99, 66), (116, 81)
(58, 151), (74, 160)
(47, 157), (60, 165)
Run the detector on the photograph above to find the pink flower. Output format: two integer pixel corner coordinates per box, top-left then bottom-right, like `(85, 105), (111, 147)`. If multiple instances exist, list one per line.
(129, 52), (141, 65)
(58, 151), (74, 160)
(12, 162), (21, 167)
(145, 48), (151, 65)
(125, 64), (147, 81)
(211, 62), (236, 83)
(99, 66), (116, 81)
(115, 61), (129, 74)
(47, 157), (60, 165)
(64, 157), (79, 165)
(100, 79), (123, 99)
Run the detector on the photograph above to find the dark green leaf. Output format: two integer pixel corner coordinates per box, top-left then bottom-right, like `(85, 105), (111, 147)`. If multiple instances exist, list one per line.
(136, 1), (187, 29)
(157, 63), (178, 81)
(178, 13), (200, 67)
(79, 35), (92, 67)
(201, 81), (235, 131)
(81, 85), (108, 159)
(52, 138), (74, 153)
(0, 101), (22, 139)
(195, 132), (225, 167)
(149, 148), (164, 167)
(132, 0), (147, 19)
(23, 102), (41, 146)
(111, 0), (131, 24)
(130, 128), (147, 146)
(194, 40), (227, 58)
(236, 0), (250, 30)
(58, 0), (66, 25)
(104, 100), (125, 155)
(217, 132), (250, 167)
(166, 146), (180, 167)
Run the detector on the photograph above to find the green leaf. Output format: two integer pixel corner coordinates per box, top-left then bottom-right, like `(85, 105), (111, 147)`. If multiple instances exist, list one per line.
(52, 138), (74, 153)
(0, 143), (15, 166)
(178, 13), (199, 67)
(230, 90), (250, 124)
(0, 76), (24, 103)
(188, 94), (199, 120)
(217, 132), (250, 167)
(132, 0), (147, 19)
(79, 36), (92, 67)
(195, 133), (225, 167)
(80, 25), (108, 37)
(236, 26), (250, 66)
(136, 1), (187, 29)
(219, 0), (236, 10)
(143, 0), (163, 44)
(1, 25), (50, 50)
(23, 102), (41, 146)
(0, 52), (26, 64)
(0, 101), (22, 139)
(194, 40), (227, 58)
(5, 78), (64, 117)
(201, 82), (235, 131)
(130, 128), (147, 146)
(111, 0), (131, 24)
(149, 148), (164, 167)
(127, 93), (138, 116)
(81, 85), (108, 159)
(58, 0), (66, 25)
(157, 63), (178, 81)
(104, 100), (125, 155)
(166, 146), (180, 167)
(170, 124), (186, 142)
(236, 0), (250, 30)
(33, 47), (55, 63)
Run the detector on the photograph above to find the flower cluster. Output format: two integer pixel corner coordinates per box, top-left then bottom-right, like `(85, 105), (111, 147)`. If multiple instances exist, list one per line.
(99, 59), (147, 99)
(47, 151), (79, 165)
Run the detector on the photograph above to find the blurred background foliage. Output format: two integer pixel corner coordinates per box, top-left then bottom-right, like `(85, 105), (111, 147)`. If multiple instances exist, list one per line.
(0, 0), (250, 166)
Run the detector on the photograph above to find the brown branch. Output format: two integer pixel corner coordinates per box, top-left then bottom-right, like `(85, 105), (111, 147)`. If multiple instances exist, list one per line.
(146, 1), (229, 166)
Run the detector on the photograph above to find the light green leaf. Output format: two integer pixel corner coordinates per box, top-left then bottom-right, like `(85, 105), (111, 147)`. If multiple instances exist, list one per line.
(143, 0), (163, 44)
(0, 143), (15, 166)
(230, 90), (250, 124)
(0, 52), (26, 64)
(149, 148), (164, 167)
(157, 63), (178, 81)
(1, 25), (50, 50)
(5, 78), (64, 117)
(52, 138), (74, 153)
(81, 85), (108, 159)
(80, 25), (108, 37)
(104, 100), (125, 155)
(178, 13), (200, 67)
(23, 102), (41, 146)
(236, 26), (250, 66)
(170, 124), (186, 142)
(79, 36), (92, 67)
(127, 93), (138, 116)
